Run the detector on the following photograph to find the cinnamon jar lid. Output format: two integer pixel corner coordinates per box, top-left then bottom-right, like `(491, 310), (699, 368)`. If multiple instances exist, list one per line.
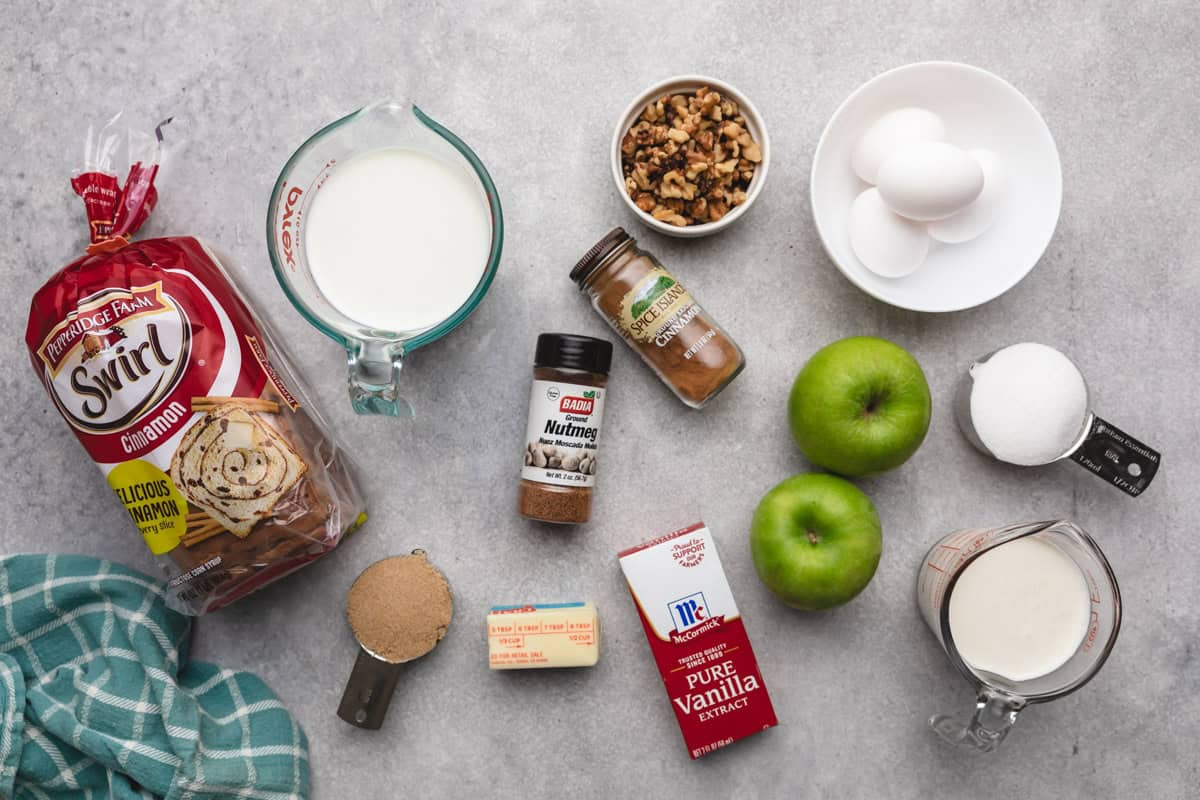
(570, 227), (632, 286)
(534, 332), (613, 375)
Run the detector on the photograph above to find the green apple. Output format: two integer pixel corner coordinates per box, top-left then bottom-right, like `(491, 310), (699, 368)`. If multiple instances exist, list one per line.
(788, 336), (931, 476)
(750, 473), (882, 610)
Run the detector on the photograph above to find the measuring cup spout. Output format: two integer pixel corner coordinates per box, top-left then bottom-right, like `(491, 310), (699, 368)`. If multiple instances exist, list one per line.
(930, 688), (1025, 753)
(347, 340), (413, 417)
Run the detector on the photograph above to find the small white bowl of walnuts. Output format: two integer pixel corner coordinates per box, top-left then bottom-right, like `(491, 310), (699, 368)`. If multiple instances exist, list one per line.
(612, 75), (770, 237)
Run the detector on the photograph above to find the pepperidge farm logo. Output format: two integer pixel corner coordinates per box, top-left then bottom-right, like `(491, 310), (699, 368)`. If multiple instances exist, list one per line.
(559, 390), (597, 415)
(37, 283), (191, 434)
(669, 591), (708, 633)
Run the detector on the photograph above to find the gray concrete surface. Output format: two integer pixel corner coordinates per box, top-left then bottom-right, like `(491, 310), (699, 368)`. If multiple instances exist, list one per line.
(2, 2), (1197, 797)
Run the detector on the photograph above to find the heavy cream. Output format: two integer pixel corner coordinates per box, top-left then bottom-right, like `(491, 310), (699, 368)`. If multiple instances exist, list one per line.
(304, 147), (491, 332)
(948, 536), (1091, 682)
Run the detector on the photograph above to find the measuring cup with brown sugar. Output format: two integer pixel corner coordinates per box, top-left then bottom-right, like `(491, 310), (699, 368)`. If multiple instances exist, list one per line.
(338, 551), (453, 729)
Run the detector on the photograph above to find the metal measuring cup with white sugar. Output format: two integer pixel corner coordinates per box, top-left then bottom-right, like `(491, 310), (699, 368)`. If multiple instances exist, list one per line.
(955, 342), (1159, 496)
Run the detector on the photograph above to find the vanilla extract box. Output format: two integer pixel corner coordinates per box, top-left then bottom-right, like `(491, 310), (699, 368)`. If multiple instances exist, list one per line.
(618, 522), (778, 759)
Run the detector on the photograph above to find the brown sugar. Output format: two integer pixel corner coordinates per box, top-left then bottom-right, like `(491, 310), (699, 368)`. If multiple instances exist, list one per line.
(346, 552), (453, 663)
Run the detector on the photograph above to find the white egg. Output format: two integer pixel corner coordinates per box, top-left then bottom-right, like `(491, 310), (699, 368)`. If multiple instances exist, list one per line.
(848, 188), (930, 278)
(851, 107), (946, 184)
(928, 149), (1006, 244)
(876, 141), (984, 221)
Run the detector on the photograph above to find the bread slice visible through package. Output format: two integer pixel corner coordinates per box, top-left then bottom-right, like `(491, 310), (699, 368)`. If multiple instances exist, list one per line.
(170, 403), (308, 537)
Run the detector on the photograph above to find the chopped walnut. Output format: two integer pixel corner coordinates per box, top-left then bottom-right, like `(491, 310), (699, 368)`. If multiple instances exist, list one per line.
(660, 170), (698, 200)
(631, 164), (653, 191)
(620, 86), (762, 226)
(621, 132), (637, 157)
(651, 205), (688, 227)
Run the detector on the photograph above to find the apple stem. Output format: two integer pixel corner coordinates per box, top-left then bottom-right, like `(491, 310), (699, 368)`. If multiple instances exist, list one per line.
(806, 531), (820, 545)
(862, 389), (890, 417)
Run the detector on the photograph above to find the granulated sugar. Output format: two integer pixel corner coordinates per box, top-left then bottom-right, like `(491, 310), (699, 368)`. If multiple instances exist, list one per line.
(347, 553), (453, 663)
(969, 343), (1089, 466)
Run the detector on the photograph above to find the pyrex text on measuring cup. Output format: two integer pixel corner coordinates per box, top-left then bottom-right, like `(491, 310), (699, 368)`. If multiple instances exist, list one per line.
(916, 520), (1120, 752)
(267, 100), (503, 417)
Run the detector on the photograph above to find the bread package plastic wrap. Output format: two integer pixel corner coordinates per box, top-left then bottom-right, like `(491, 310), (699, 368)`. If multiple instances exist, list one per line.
(25, 117), (366, 614)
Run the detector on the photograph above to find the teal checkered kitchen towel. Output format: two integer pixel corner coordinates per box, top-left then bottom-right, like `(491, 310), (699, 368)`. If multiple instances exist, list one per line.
(0, 554), (308, 800)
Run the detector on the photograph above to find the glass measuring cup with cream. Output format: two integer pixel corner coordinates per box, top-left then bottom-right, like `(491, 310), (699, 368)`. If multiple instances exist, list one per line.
(268, 100), (503, 416)
(955, 342), (1160, 496)
(916, 521), (1120, 752)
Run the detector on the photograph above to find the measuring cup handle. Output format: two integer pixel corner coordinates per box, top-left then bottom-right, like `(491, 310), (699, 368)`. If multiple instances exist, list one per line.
(1068, 414), (1160, 497)
(338, 648), (403, 730)
(930, 689), (1025, 753)
(346, 341), (414, 417)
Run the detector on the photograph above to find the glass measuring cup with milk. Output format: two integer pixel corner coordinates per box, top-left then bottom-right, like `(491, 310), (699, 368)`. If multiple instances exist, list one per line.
(916, 521), (1120, 752)
(268, 100), (503, 416)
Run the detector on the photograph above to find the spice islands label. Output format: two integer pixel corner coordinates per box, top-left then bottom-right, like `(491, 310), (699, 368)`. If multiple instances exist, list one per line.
(619, 268), (699, 346)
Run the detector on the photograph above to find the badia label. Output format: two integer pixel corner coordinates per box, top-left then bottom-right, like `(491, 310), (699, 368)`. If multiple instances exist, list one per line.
(520, 379), (605, 488)
(619, 268), (699, 346)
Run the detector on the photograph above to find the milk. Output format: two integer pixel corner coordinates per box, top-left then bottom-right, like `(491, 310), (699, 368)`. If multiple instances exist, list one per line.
(304, 147), (491, 332)
(948, 536), (1091, 682)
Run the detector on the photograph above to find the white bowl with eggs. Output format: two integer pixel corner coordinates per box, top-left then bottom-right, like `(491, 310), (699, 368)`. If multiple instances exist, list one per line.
(611, 75), (770, 238)
(811, 62), (1062, 312)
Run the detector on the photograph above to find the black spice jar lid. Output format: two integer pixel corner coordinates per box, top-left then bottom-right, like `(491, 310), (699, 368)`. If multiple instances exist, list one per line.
(570, 227), (633, 286)
(535, 333), (613, 375)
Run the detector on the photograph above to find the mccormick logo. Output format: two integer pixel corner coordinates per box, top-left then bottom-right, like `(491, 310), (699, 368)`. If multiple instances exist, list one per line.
(40, 284), (191, 434)
(670, 591), (708, 633)
(559, 391), (595, 415)
(668, 591), (724, 644)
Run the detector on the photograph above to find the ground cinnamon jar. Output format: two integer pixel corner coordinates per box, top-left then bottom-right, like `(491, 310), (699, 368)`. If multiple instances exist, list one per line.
(517, 333), (613, 524)
(570, 228), (744, 408)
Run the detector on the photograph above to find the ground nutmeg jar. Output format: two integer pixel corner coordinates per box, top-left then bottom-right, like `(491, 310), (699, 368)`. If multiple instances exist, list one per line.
(517, 333), (613, 524)
(571, 228), (744, 408)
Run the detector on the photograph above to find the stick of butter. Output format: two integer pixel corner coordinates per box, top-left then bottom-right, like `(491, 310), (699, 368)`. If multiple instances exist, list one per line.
(487, 602), (600, 669)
